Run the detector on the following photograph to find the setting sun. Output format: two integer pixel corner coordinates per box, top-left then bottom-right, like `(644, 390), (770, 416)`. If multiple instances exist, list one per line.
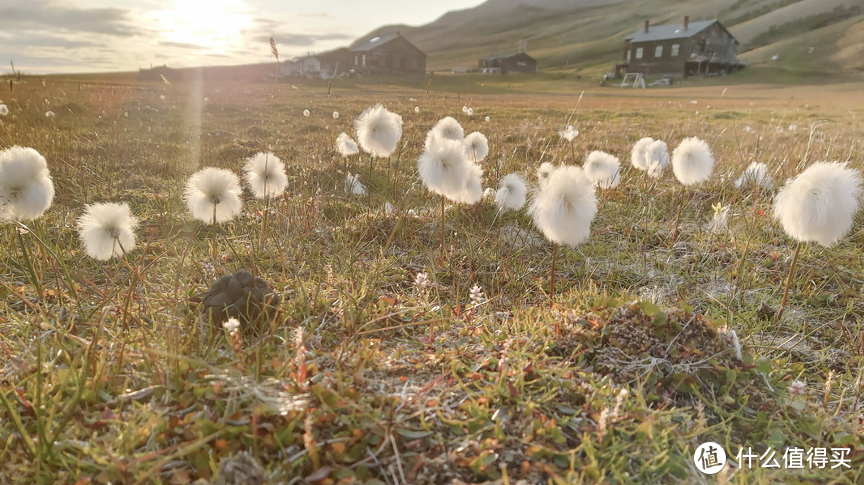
(149, 0), (254, 52)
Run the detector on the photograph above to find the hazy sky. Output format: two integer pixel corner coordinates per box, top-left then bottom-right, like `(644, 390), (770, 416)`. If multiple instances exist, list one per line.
(0, 0), (486, 74)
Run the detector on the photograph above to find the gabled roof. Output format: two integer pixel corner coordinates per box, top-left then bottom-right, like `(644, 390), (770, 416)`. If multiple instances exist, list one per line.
(480, 52), (535, 62)
(350, 34), (400, 52)
(625, 19), (721, 43)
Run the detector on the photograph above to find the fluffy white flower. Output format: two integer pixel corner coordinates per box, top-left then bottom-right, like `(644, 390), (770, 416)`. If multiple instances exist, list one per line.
(484, 116), (490, 122)
(0, 146), (55, 221)
(529, 165), (597, 247)
(483, 187), (495, 198)
(77, 202), (137, 260)
(559, 125), (579, 142)
(452, 162), (483, 204)
(244, 152), (288, 199)
(645, 140), (669, 178)
(0, 104), (8, 116)
(303, 109), (310, 117)
(184, 167), (243, 223)
(414, 106), (420, 113)
(671, 137), (714, 185)
(537, 162), (557, 189)
(332, 111), (339, 119)
(773, 161), (862, 246)
(45, 111), (55, 119)
(495, 173), (527, 212)
(734, 162), (773, 189)
(631, 137), (654, 171)
(431, 116), (465, 142)
(344, 173), (366, 196)
(463, 132), (489, 162)
(417, 138), (470, 202)
(467, 108), (474, 116)
(354, 104), (403, 158)
(462, 105), (469, 113)
(584, 151), (621, 189)
(336, 132), (360, 157)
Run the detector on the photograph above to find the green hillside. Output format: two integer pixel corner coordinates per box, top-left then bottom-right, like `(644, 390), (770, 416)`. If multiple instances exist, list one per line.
(355, 0), (864, 76)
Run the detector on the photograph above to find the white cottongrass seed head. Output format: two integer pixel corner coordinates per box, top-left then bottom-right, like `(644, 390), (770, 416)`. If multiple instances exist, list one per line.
(414, 106), (420, 113)
(773, 161), (862, 247)
(77, 202), (138, 260)
(0, 104), (8, 116)
(645, 140), (669, 178)
(583, 151), (621, 189)
(184, 167), (243, 224)
(453, 161), (484, 204)
(671, 137), (715, 185)
(344, 173), (366, 196)
(336, 132), (360, 157)
(303, 109), (310, 117)
(631, 137), (654, 171)
(431, 116), (465, 142)
(354, 104), (403, 158)
(463, 132), (489, 162)
(332, 111), (339, 119)
(0, 146), (55, 221)
(537, 162), (557, 189)
(483, 187), (495, 198)
(495, 173), (527, 212)
(529, 165), (597, 247)
(243, 152), (288, 199)
(559, 125), (579, 142)
(417, 138), (470, 202)
(45, 111), (56, 119)
(734, 162), (773, 189)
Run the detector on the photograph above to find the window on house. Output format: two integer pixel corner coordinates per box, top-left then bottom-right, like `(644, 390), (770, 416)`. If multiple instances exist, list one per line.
(627, 49), (631, 61)
(635, 47), (643, 59)
(671, 44), (680, 57)
(362, 55), (366, 67)
(655, 46), (663, 58)
(354, 55), (359, 66)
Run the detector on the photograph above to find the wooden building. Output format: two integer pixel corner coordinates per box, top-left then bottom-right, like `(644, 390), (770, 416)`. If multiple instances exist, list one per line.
(478, 52), (537, 74)
(623, 17), (741, 77)
(348, 33), (426, 74)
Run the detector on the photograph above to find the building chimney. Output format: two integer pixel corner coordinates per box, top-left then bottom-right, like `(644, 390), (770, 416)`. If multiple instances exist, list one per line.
(684, 16), (689, 30)
(644, 20), (649, 34)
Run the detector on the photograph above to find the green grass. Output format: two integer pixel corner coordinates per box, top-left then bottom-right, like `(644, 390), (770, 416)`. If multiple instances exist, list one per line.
(0, 76), (863, 484)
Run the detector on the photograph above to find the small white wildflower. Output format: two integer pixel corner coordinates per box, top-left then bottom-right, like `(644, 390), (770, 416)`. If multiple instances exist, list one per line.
(414, 272), (428, 290)
(414, 106), (420, 113)
(332, 111), (339, 119)
(484, 116), (490, 122)
(469, 284), (485, 307)
(559, 125), (578, 142)
(303, 109), (310, 117)
(223, 317), (240, 333)
(789, 380), (806, 396)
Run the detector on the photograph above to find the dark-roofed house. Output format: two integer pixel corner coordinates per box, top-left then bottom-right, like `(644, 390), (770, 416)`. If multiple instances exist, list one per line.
(623, 17), (742, 77)
(349, 33), (426, 74)
(479, 52), (537, 74)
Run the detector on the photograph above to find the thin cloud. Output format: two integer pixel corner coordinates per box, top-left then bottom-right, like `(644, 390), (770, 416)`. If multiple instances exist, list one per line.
(0, 1), (140, 36)
(159, 41), (208, 51)
(262, 32), (353, 47)
(0, 34), (102, 49)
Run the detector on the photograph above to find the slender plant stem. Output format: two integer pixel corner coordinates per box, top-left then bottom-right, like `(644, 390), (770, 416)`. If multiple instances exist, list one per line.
(550, 243), (558, 302)
(440, 195), (445, 265)
(775, 241), (802, 327)
(15, 225), (43, 299)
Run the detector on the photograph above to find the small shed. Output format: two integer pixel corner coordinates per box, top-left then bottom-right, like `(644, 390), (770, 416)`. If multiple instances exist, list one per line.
(623, 17), (742, 77)
(348, 32), (426, 74)
(280, 56), (322, 78)
(479, 52), (537, 74)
